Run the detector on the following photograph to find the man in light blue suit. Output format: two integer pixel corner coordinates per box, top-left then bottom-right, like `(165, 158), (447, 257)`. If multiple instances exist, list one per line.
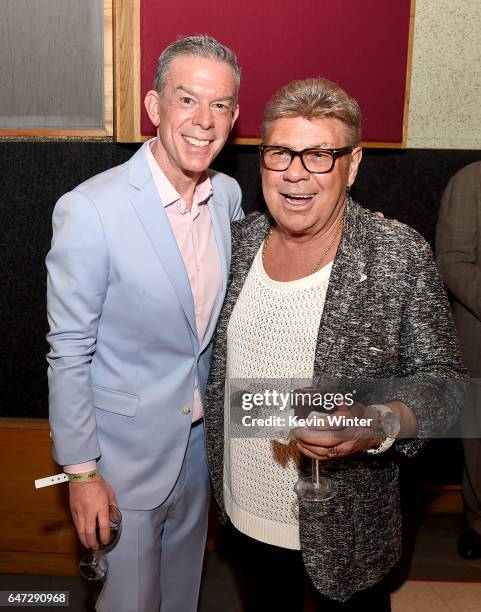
(47, 36), (243, 611)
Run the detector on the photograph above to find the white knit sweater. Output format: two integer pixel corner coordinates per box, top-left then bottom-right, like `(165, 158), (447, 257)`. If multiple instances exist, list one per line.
(224, 245), (332, 550)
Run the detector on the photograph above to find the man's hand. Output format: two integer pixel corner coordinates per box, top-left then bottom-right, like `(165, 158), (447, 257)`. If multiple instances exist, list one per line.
(69, 475), (118, 549)
(364, 209), (385, 219)
(294, 399), (415, 460)
(294, 401), (382, 460)
(295, 428), (381, 460)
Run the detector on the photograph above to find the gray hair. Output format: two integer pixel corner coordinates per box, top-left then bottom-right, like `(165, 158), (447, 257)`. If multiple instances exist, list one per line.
(262, 77), (362, 144)
(154, 35), (241, 102)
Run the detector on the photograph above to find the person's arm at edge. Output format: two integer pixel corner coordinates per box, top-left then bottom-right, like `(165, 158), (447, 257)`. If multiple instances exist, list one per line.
(47, 190), (116, 549)
(436, 165), (481, 321)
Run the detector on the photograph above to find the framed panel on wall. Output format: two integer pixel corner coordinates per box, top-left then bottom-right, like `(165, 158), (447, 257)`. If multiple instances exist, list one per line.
(115, 0), (415, 147)
(0, 0), (113, 137)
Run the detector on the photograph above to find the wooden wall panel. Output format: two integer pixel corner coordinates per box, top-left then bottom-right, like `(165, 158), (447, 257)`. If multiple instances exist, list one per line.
(113, 0), (141, 142)
(0, 419), (79, 576)
(0, 418), (221, 576)
(0, 418), (463, 576)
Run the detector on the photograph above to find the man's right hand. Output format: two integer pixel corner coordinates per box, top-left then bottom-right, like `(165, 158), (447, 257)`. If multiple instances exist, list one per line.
(69, 475), (118, 549)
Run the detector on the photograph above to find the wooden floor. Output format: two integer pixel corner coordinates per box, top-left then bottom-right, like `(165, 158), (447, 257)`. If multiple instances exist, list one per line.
(1, 514), (480, 611)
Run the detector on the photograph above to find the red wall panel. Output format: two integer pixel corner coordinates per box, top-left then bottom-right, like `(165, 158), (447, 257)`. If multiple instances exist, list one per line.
(140, 0), (412, 143)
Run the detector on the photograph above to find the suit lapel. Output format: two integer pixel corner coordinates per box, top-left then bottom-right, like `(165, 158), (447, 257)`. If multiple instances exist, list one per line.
(128, 147), (197, 340)
(215, 214), (271, 342)
(314, 200), (367, 372)
(199, 196), (229, 353)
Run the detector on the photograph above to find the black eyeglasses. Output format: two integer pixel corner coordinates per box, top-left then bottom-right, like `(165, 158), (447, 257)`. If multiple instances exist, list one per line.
(259, 145), (354, 174)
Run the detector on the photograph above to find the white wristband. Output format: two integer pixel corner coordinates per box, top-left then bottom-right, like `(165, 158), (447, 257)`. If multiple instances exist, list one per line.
(34, 473), (69, 489)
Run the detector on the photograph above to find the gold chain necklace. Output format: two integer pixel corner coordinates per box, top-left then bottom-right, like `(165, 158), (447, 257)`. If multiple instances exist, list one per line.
(262, 219), (343, 276)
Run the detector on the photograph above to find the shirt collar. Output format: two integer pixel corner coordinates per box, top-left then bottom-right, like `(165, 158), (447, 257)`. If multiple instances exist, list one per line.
(144, 138), (213, 213)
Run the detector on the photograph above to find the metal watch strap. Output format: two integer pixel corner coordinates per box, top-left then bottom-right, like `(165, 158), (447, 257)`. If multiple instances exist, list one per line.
(366, 436), (396, 454)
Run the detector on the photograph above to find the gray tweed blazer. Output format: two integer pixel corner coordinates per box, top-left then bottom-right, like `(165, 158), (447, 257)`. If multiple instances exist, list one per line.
(204, 198), (466, 601)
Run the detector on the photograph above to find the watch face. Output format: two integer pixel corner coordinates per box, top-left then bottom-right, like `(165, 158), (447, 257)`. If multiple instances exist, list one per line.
(382, 410), (401, 438)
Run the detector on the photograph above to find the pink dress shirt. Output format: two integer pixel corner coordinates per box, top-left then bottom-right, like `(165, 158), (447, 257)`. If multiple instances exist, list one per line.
(64, 139), (222, 473)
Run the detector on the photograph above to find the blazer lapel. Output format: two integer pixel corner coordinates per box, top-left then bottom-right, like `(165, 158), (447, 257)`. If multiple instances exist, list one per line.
(314, 200), (368, 372)
(215, 213), (272, 340)
(128, 147), (197, 339)
(199, 196), (229, 353)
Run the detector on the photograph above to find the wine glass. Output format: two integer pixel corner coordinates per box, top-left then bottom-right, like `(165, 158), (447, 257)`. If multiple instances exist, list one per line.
(290, 373), (337, 502)
(79, 505), (122, 581)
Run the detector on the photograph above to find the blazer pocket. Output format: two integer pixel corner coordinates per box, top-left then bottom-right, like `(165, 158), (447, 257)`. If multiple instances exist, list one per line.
(92, 385), (139, 417)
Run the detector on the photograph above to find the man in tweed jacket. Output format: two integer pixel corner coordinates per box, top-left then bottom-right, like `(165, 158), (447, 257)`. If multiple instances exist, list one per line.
(205, 199), (466, 602)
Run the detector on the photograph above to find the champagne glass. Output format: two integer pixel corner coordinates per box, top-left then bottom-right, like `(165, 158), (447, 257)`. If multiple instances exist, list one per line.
(291, 373), (337, 502)
(79, 505), (122, 581)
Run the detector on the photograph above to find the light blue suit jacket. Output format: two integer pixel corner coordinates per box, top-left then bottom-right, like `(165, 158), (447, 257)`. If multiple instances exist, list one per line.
(46, 143), (244, 509)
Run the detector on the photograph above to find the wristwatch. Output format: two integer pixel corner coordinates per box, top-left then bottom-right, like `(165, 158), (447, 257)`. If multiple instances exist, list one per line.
(366, 404), (401, 455)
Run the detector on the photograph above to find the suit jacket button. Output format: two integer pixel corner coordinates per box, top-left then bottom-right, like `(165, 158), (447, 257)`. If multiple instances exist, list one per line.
(182, 406), (191, 415)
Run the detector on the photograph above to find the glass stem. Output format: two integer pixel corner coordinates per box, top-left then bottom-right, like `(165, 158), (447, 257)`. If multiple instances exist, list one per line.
(312, 458), (320, 487)
(92, 550), (102, 566)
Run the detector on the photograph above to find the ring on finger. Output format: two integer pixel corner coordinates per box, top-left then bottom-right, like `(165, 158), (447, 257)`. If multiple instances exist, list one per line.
(327, 445), (339, 458)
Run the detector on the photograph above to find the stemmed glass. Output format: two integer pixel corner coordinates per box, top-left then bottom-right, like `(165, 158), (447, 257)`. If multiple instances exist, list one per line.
(290, 373), (338, 502)
(79, 505), (122, 581)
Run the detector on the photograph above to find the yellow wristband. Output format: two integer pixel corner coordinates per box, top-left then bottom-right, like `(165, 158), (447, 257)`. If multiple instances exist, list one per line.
(66, 469), (99, 483)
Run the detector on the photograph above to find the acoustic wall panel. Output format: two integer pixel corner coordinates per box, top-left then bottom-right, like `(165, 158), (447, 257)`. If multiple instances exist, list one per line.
(139, 0), (413, 144)
(0, 0), (104, 129)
